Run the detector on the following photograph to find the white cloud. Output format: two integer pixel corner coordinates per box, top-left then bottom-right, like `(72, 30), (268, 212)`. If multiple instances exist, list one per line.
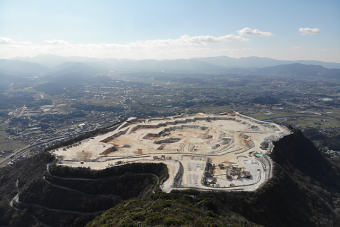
(299, 27), (320, 35)
(44, 39), (69, 45)
(178, 34), (247, 44)
(0, 37), (15, 44)
(238, 27), (272, 37)
(123, 34), (247, 48)
(0, 29), (272, 59)
(0, 37), (31, 45)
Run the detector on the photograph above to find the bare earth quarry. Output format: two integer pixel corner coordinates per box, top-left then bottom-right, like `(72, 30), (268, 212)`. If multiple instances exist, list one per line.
(53, 112), (291, 192)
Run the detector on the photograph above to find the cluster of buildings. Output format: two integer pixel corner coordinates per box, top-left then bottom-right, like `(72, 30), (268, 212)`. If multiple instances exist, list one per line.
(226, 166), (252, 181)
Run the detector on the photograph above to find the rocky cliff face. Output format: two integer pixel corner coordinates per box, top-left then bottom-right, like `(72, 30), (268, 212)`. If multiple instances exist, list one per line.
(271, 128), (340, 191)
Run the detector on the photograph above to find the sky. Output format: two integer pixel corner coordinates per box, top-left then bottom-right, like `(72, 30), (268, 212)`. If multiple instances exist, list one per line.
(0, 0), (340, 62)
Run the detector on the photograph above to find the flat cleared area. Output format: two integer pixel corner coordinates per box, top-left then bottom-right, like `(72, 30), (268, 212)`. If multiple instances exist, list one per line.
(53, 112), (290, 192)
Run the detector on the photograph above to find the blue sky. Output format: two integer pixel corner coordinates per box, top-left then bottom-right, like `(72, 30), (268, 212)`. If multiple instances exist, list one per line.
(1, 0), (339, 61)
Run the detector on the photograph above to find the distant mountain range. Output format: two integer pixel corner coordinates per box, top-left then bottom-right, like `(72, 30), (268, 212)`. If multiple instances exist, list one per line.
(0, 59), (49, 76)
(1, 55), (339, 78)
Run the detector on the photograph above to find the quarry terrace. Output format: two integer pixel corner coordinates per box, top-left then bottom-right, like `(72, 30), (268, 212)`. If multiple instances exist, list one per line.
(53, 112), (291, 192)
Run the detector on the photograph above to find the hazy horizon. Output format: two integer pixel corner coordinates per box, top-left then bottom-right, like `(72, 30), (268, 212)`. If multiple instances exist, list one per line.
(2, 54), (339, 64)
